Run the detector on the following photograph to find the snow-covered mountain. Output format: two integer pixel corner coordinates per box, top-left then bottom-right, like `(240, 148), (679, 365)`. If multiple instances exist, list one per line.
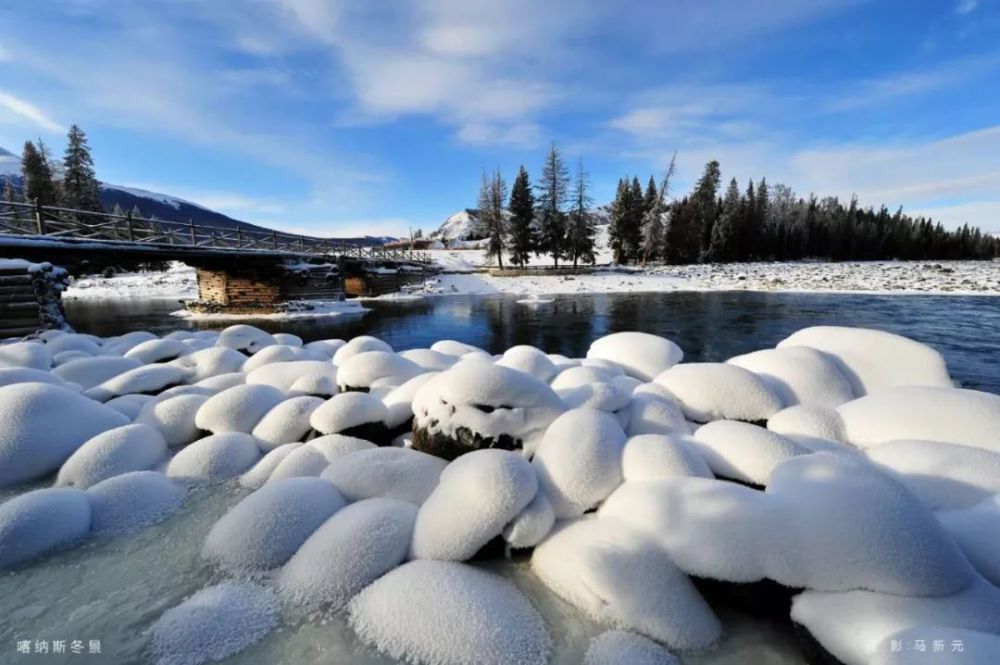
(0, 145), (394, 245)
(429, 209), (483, 242)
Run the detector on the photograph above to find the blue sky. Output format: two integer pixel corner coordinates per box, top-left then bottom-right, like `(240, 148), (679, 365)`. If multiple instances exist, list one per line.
(1, 0), (999, 236)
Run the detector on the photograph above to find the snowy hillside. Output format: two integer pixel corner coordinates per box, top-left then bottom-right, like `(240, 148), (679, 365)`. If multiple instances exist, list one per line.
(430, 209), (483, 242)
(0, 147), (19, 176)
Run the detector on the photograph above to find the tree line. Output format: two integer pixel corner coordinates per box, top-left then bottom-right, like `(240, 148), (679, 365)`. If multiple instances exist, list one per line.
(474, 147), (998, 267)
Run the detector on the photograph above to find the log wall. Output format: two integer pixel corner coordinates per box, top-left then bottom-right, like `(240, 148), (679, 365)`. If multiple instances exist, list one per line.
(191, 264), (344, 314)
(0, 262), (69, 338)
(344, 266), (429, 297)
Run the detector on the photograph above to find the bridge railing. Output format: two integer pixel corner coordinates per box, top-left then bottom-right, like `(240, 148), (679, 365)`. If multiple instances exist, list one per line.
(0, 200), (432, 264)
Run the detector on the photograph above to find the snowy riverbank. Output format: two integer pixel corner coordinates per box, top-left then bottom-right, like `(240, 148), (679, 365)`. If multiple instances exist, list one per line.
(63, 262), (197, 301)
(1, 325), (999, 665)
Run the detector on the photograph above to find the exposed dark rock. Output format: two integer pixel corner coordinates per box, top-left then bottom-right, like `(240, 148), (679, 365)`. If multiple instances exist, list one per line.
(693, 577), (801, 621)
(411, 425), (521, 461)
(792, 622), (846, 665)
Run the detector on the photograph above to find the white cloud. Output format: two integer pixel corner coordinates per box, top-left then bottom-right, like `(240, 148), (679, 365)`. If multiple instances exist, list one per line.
(0, 92), (65, 133)
(956, 0), (979, 15)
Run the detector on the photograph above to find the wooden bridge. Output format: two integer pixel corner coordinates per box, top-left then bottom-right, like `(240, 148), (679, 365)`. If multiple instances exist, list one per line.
(0, 200), (436, 321)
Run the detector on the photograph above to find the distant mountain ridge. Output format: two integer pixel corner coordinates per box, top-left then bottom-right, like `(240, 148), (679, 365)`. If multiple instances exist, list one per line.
(0, 145), (395, 246)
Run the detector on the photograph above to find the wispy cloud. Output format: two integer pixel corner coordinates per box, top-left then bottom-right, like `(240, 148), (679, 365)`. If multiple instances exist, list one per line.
(0, 92), (66, 133)
(956, 0), (979, 15)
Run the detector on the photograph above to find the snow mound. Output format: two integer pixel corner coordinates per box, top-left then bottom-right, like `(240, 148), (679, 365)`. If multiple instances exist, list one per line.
(310, 392), (388, 435)
(348, 560), (551, 665)
(216, 324), (276, 353)
(272, 332), (302, 347)
(125, 339), (192, 364)
(0, 367), (77, 390)
(239, 443), (302, 489)
(767, 404), (846, 442)
(102, 331), (159, 356)
(169, 347), (246, 382)
(412, 363), (564, 458)
(52, 355), (141, 390)
(288, 373), (339, 397)
(165, 433), (261, 482)
(790, 576), (1000, 665)
(46, 333), (101, 357)
(556, 382), (630, 413)
(0, 487), (92, 569)
(333, 335), (393, 364)
(251, 395), (324, 450)
(429, 339), (483, 357)
(622, 433), (713, 482)
(194, 372), (245, 392)
(87, 471), (185, 536)
(87, 364), (191, 401)
(203, 477), (345, 571)
(937, 496), (1000, 585)
(496, 346), (557, 382)
(654, 363), (783, 423)
(304, 338), (345, 357)
(778, 326), (952, 395)
(268, 435), (376, 483)
(242, 344), (324, 372)
(52, 350), (92, 366)
(322, 447), (447, 505)
(399, 348), (457, 371)
(871, 626), (1000, 665)
(148, 581), (279, 665)
(584, 630), (680, 665)
(865, 440), (1000, 510)
(337, 351), (424, 390)
(135, 394), (212, 446)
(550, 365), (616, 391)
(692, 420), (808, 486)
(586, 332), (683, 381)
(0, 341), (51, 370)
(383, 372), (440, 429)
(837, 386), (1000, 452)
(623, 390), (689, 437)
(502, 488), (555, 549)
(0, 382), (130, 488)
(194, 384), (286, 434)
(411, 449), (538, 561)
(531, 517), (721, 650)
(279, 497), (417, 611)
(532, 408), (627, 518)
(105, 393), (155, 420)
(727, 346), (855, 408)
(56, 423), (168, 488)
(245, 360), (337, 392)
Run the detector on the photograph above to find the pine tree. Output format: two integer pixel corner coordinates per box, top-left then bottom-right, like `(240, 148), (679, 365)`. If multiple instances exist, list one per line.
(608, 178), (629, 264)
(566, 159), (595, 269)
(624, 177), (644, 262)
(751, 177), (768, 258)
(61, 124), (103, 214)
(3, 179), (23, 226)
(668, 160), (720, 264)
(20, 141), (59, 207)
(478, 167), (508, 269)
(508, 165), (536, 267)
(535, 142), (570, 266)
(707, 178), (741, 262)
(641, 153), (676, 265)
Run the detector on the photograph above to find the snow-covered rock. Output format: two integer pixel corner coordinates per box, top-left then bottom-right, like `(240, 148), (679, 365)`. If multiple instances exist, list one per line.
(0, 382), (130, 487)
(412, 363), (565, 459)
(532, 517), (721, 650)
(429, 339), (483, 358)
(216, 324), (276, 354)
(87, 364), (191, 401)
(654, 363), (783, 423)
(124, 339), (192, 364)
(502, 488), (555, 549)
(135, 394), (211, 447)
(105, 393), (155, 420)
(348, 560), (552, 665)
(245, 360), (337, 392)
(556, 382), (630, 414)
(194, 384), (286, 434)
(790, 576), (1000, 665)
(87, 471), (185, 536)
(550, 365), (616, 391)
(0, 367), (77, 389)
(288, 373), (339, 397)
(692, 420), (808, 486)
(937, 495), (1000, 585)
(337, 350), (424, 391)
(495, 345), (557, 382)
(242, 344), (324, 372)
(148, 582), (279, 665)
(623, 390), (689, 436)
(194, 371), (245, 392)
(266, 434), (376, 483)
(837, 386), (1000, 452)
(0, 341), (51, 370)
(383, 372), (440, 430)
(169, 347), (246, 382)
(0, 487), (91, 568)
(321, 447), (447, 505)
(203, 477), (345, 571)
(309, 391), (389, 441)
(52, 355), (141, 390)
(727, 345), (855, 408)
(621, 433), (713, 482)
(865, 440), (1000, 510)
(303, 338), (345, 357)
(165, 433), (261, 481)
(410, 449), (538, 560)
(55, 423), (168, 488)
(586, 332), (683, 381)
(272, 332), (302, 347)
(238, 443), (302, 489)
(532, 408), (627, 518)
(399, 348), (458, 371)
(101, 331), (158, 356)
(767, 404), (846, 442)
(278, 497), (417, 610)
(584, 630), (680, 665)
(333, 335), (392, 364)
(251, 395), (324, 450)
(778, 326), (952, 395)
(46, 333), (101, 357)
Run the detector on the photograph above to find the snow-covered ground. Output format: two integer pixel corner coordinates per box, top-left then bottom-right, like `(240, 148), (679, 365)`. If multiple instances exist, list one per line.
(64, 262), (197, 300)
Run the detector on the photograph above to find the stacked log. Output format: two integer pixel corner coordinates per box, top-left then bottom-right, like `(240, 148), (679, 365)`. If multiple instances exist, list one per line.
(0, 260), (70, 338)
(344, 263), (430, 297)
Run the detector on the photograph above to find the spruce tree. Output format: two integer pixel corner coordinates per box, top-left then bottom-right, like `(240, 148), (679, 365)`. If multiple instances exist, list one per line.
(61, 124), (103, 213)
(535, 142), (570, 266)
(644, 152), (677, 265)
(624, 177), (644, 261)
(566, 159), (595, 269)
(707, 178), (741, 262)
(20, 141), (59, 207)
(608, 178), (629, 264)
(478, 167), (508, 269)
(508, 165), (535, 267)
